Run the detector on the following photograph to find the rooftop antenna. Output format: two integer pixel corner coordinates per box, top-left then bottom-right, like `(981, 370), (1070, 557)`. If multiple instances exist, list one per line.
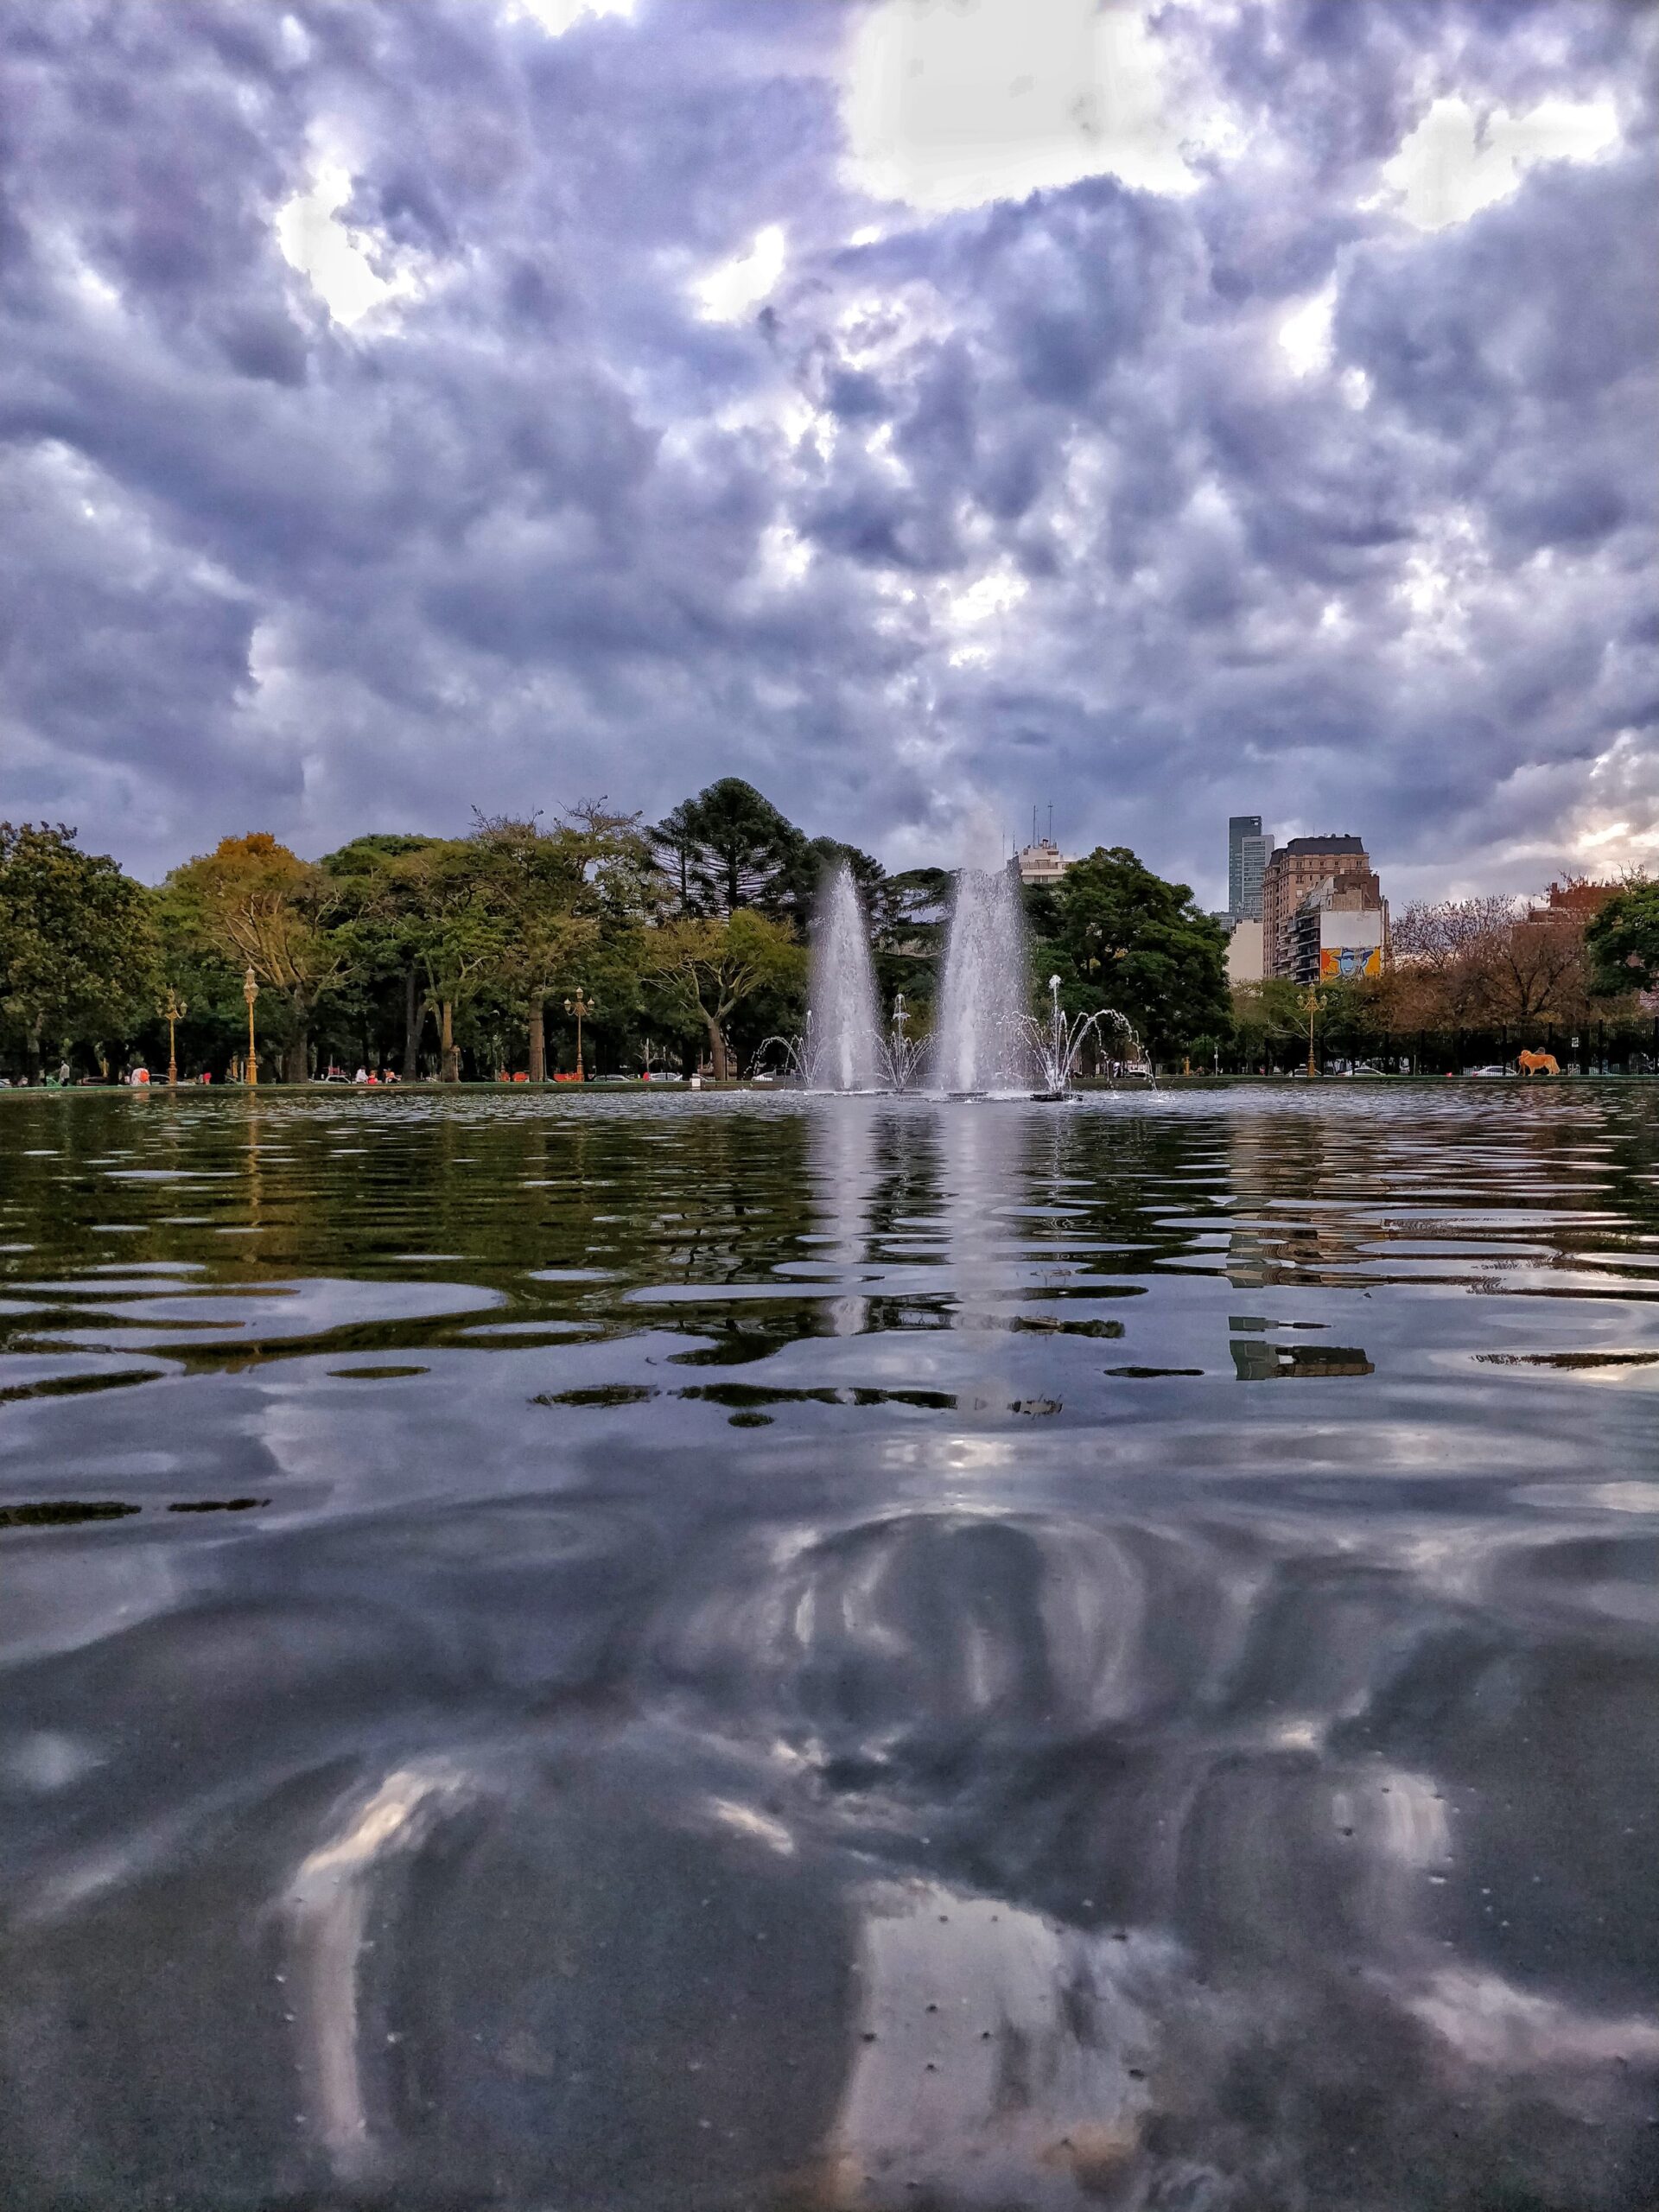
(1032, 804), (1038, 848)
(1047, 801), (1053, 842)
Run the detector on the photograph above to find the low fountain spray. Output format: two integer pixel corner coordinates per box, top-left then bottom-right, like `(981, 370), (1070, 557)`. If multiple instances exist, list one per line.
(883, 992), (926, 1090)
(1023, 975), (1150, 1095)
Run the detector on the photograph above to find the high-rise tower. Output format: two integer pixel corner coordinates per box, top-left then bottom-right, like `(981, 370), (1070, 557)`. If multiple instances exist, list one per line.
(1228, 816), (1273, 920)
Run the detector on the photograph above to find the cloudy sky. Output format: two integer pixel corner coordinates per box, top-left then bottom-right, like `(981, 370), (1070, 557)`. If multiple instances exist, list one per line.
(2, 0), (1654, 904)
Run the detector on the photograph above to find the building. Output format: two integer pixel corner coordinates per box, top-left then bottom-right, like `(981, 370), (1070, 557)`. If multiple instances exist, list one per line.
(1262, 835), (1381, 976)
(1225, 918), (1264, 984)
(1228, 816), (1274, 920)
(1287, 880), (1387, 985)
(1016, 837), (1075, 887)
(1544, 878), (1618, 918)
(1237, 832), (1274, 920)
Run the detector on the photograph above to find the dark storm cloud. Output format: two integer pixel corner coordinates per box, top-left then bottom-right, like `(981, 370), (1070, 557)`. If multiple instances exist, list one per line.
(0, 0), (1654, 899)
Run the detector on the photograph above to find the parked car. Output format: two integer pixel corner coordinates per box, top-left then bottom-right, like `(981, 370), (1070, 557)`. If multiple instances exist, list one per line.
(1463, 1065), (1513, 1077)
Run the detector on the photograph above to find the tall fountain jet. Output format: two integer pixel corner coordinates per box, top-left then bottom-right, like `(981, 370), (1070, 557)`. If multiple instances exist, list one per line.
(933, 865), (1033, 1094)
(809, 864), (884, 1090)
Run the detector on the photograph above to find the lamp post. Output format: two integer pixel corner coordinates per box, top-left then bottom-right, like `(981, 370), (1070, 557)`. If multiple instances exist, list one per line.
(1301, 982), (1321, 1078)
(244, 966), (259, 1087)
(161, 988), (188, 1086)
(563, 987), (594, 1081)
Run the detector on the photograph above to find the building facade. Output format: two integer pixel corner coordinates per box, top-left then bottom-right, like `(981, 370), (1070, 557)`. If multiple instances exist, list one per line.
(1544, 878), (1618, 918)
(1016, 837), (1075, 887)
(1287, 885), (1386, 985)
(1228, 816), (1274, 919)
(1262, 835), (1382, 976)
(1225, 918), (1264, 984)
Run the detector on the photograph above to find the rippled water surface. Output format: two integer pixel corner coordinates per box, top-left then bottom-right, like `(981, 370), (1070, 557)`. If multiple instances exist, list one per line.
(3, 1086), (1659, 2211)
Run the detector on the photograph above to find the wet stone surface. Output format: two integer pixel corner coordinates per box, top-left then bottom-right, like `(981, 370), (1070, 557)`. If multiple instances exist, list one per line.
(2, 1084), (1658, 2209)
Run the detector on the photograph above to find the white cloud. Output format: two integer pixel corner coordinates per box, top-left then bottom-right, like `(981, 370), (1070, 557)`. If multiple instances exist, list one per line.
(938, 559), (1028, 668)
(1376, 93), (1620, 232)
(693, 223), (787, 323)
(1278, 281), (1335, 378)
(1339, 365), (1371, 410)
(503, 0), (634, 34)
(752, 520), (813, 590)
(842, 0), (1202, 211)
(276, 156), (427, 327)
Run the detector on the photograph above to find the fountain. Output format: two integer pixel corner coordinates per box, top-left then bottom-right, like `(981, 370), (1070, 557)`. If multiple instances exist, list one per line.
(754, 860), (1148, 1098)
(882, 992), (926, 1091)
(753, 864), (883, 1089)
(931, 866), (1033, 1094)
(1022, 975), (1153, 1096)
(809, 865), (883, 1090)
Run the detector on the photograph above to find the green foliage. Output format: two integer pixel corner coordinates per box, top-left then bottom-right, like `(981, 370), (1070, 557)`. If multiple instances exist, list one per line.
(0, 798), (1301, 1081)
(1230, 979), (1308, 1059)
(164, 834), (348, 1077)
(650, 779), (807, 918)
(641, 908), (804, 1078)
(874, 866), (950, 1025)
(0, 823), (156, 1072)
(1050, 847), (1231, 1060)
(1586, 879), (1659, 996)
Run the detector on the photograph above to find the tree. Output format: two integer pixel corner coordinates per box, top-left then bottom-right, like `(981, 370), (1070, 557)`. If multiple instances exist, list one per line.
(641, 909), (804, 1079)
(649, 779), (806, 918)
(649, 797), (703, 914)
(1388, 894), (1592, 1037)
(0, 823), (156, 1077)
(1230, 978), (1309, 1069)
(1483, 908), (1590, 1028)
(167, 834), (344, 1080)
(1388, 899), (1511, 1035)
(392, 840), (509, 1081)
(775, 836), (887, 935)
(319, 835), (443, 1077)
(1052, 847), (1231, 1063)
(469, 804), (652, 1078)
(1586, 878), (1659, 996)
(468, 816), (596, 1080)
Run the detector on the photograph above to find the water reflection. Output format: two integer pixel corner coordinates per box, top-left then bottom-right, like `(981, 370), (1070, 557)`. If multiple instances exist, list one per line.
(3, 1089), (1659, 2208)
(809, 1097), (881, 1340)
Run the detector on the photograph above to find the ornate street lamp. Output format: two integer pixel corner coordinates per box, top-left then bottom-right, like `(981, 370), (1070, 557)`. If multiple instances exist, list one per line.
(161, 987), (188, 1086)
(1301, 982), (1321, 1079)
(244, 966), (259, 1086)
(563, 987), (594, 1081)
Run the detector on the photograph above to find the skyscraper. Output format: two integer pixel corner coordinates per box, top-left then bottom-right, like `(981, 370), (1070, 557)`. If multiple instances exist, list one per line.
(1228, 816), (1273, 920)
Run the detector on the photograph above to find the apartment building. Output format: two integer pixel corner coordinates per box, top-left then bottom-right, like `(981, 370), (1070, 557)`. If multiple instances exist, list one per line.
(1262, 835), (1382, 976)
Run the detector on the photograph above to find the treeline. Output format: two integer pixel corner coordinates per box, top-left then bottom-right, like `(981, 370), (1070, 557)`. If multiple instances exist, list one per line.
(5, 789), (1656, 1083)
(0, 782), (1230, 1083)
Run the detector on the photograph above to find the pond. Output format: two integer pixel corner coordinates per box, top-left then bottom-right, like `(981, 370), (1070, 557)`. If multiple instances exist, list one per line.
(2, 1086), (1657, 2210)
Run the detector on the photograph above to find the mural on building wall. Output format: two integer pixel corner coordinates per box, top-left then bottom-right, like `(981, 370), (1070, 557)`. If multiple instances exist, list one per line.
(1320, 946), (1382, 981)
